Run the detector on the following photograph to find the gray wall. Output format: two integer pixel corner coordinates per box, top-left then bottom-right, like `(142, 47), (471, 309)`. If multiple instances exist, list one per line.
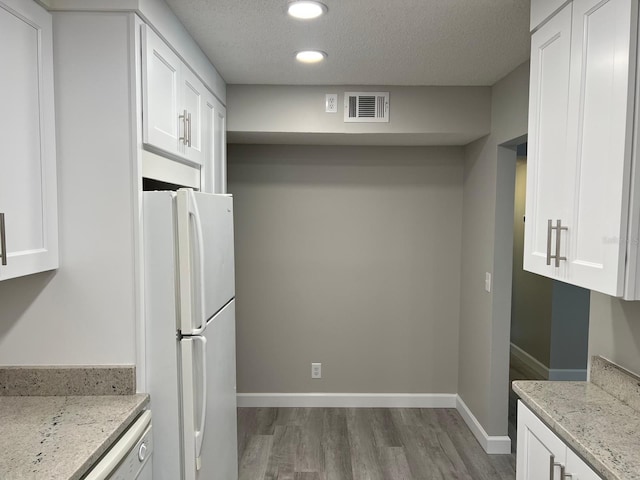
(511, 158), (553, 367)
(549, 282), (590, 371)
(458, 61), (529, 436)
(228, 144), (463, 394)
(0, 13), (137, 365)
(589, 293), (640, 376)
(227, 85), (491, 146)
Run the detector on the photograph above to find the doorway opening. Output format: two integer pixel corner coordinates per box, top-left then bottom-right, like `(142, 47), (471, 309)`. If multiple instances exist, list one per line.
(506, 142), (591, 450)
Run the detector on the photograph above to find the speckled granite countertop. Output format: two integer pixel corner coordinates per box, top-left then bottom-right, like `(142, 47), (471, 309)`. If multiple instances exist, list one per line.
(0, 394), (149, 480)
(513, 380), (640, 480)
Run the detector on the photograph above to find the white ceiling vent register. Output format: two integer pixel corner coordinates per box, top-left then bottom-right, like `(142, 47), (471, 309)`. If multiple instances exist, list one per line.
(344, 92), (389, 123)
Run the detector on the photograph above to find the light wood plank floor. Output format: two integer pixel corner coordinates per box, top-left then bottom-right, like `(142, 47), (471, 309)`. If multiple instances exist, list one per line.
(237, 408), (516, 480)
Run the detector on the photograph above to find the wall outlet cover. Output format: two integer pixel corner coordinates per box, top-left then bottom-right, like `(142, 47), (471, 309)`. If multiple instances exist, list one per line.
(325, 94), (338, 113)
(312, 362), (322, 379)
(485, 272), (492, 293)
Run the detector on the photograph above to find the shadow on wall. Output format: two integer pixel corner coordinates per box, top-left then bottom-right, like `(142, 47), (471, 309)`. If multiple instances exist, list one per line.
(617, 301), (640, 357)
(0, 270), (56, 342)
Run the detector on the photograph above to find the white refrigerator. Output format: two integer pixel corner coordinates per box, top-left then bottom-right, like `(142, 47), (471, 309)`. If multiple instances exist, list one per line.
(143, 189), (238, 480)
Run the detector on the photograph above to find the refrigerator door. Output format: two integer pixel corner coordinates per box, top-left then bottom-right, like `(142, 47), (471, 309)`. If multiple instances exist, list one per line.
(179, 300), (238, 480)
(143, 191), (184, 480)
(176, 189), (235, 335)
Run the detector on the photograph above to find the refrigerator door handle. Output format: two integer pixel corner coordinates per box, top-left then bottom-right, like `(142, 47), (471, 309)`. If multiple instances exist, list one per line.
(193, 335), (208, 471)
(188, 190), (207, 335)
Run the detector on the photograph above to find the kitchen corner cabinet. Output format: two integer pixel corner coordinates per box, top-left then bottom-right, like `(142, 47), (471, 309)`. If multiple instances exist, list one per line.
(524, 0), (640, 299)
(517, 401), (601, 480)
(0, 0), (58, 282)
(142, 25), (205, 166)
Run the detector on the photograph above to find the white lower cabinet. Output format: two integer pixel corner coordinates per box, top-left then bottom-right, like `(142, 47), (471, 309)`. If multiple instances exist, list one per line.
(525, 0), (640, 299)
(0, 0), (58, 282)
(517, 402), (602, 480)
(565, 449), (602, 480)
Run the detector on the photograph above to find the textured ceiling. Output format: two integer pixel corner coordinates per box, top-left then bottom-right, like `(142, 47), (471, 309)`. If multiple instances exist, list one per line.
(164, 0), (531, 86)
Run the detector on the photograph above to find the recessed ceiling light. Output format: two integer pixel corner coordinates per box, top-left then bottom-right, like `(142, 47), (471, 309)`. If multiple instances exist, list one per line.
(295, 50), (327, 63)
(287, 1), (327, 20)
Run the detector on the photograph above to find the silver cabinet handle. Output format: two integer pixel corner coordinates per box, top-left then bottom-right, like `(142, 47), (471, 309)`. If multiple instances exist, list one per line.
(179, 109), (188, 144)
(187, 112), (192, 147)
(547, 219), (568, 268)
(553, 461), (566, 480)
(547, 219), (553, 265)
(0, 213), (6, 266)
(553, 219), (568, 268)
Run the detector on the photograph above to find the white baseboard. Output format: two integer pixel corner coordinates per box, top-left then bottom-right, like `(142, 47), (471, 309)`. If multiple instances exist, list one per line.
(548, 369), (587, 381)
(456, 395), (512, 454)
(511, 342), (588, 382)
(237, 392), (511, 455)
(236, 393), (457, 408)
(510, 342), (549, 379)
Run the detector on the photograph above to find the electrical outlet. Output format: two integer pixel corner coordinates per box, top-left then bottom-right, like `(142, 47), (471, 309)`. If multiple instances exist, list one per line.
(485, 272), (492, 293)
(311, 362), (322, 379)
(325, 94), (338, 113)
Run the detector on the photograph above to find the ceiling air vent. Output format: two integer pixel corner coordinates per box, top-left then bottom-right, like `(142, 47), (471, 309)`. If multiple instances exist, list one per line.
(344, 92), (389, 123)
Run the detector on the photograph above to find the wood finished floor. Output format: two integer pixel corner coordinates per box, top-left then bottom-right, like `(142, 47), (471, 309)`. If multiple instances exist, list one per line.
(508, 351), (546, 451)
(237, 408), (516, 480)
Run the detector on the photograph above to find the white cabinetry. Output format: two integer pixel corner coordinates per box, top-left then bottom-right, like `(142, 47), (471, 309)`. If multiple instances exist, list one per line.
(142, 25), (205, 166)
(203, 94), (227, 194)
(0, 0), (58, 282)
(141, 26), (181, 158)
(565, 449), (602, 480)
(531, 0), (571, 31)
(517, 402), (602, 480)
(524, 0), (640, 298)
(524, 3), (573, 281)
(181, 67), (205, 166)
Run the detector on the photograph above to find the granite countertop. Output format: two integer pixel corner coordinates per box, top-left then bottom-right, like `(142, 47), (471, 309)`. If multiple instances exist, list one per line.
(513, 380), (640, 480)
(0, 394), (149, 480)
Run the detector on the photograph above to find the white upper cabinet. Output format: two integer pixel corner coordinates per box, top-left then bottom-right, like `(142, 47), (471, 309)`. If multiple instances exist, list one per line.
(524, 3), (573, 281)
(142, 25), (181, 158)
(202, 93), (227, 194)
(180, 67), (205, 166)
(525, 0), (640, 298)
(0, 0), (58, 282)
(142, 25), (206, 166)
(565, 0), (637, 296)
(531, 0), (571, 31)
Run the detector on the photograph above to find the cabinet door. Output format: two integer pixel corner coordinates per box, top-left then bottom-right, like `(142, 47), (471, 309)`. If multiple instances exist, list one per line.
(202, 94), (226, 194)
(0, 0), (58, 281)
(142, 25), (182, 158)
(531, 0), (571, 31)
(181, 67), (205, 166)
(565, 449), (602, 480)
(564, 0), (637, 296)
(524, 3), (573, 280)
(213, 103), (227, 194)
(517, 402), (567, 480)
